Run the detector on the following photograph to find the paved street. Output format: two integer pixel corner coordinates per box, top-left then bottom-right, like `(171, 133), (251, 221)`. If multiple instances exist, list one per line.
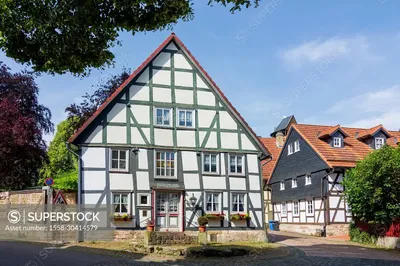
(1, 232), (400, 266)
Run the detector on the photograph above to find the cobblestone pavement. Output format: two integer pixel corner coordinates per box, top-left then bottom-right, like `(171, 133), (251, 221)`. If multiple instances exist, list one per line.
(2, 232), (400, 266)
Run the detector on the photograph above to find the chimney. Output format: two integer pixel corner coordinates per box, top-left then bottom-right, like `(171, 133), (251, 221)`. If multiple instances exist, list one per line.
(276, 131), (284, 148)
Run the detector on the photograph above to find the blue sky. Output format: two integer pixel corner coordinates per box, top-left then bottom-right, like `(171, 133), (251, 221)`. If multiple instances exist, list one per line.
(2, 0), (400, 143)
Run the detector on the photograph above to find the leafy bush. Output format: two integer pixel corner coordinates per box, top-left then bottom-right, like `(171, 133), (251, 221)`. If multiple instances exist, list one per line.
(198, 216), (209, 226)
(349, 223), (376, 245)
(343, 145), (400, 225)
(52, 169), (77, 191)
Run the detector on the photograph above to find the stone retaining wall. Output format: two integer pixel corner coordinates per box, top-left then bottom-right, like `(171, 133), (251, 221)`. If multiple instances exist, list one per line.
(145, 232), (198, 245)
(326, 224), (349, 237)
(377, 236), (400, 249)
(186, 230), (267, 243)
(278, 224), (324, 236)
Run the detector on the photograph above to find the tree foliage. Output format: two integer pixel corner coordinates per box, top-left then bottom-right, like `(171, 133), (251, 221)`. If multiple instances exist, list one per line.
(0, 63), (53, 190)
(343, 145), (400, 225)
(40, 117), (78, 179)
(66, 70), (130, 131)
(0, 0), (259, 75)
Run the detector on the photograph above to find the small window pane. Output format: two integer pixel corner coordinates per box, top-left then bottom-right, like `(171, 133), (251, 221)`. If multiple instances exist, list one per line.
(119, 160), (126, 169)
(186, 111), (192, 127)
(141, 195), (148, 205)
(112, 150), (119, 160)
(120, 151), (126, 159)
(111, 160), (119, 169)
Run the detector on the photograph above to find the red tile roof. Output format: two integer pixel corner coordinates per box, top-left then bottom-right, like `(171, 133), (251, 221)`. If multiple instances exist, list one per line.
(357, 124), (392, 140)
(68, 34), (269, 157)
(260, 138), (281, 181)
(292, 124), (400, 168)
(318, 124), (349, 139)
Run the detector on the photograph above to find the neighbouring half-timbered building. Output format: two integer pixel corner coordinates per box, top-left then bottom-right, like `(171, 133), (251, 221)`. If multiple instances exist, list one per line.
(264, 118), (400, 237)
(68, 34), (270, 239)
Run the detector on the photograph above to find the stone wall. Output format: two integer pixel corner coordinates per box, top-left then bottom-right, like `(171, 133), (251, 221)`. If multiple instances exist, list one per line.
(199, 230), (266, 243)
(278, 223), (324, 236)
(325, 224), (349, 237)
(145, 232), (198, 245)
(0, 190), (45, 205)
(114, 230), (145, 243)
(377, 236), (400, 249)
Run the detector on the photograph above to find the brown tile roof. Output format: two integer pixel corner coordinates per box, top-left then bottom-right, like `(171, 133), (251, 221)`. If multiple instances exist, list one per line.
(292, 124), (400, 168)
(260, 138), (281, 181)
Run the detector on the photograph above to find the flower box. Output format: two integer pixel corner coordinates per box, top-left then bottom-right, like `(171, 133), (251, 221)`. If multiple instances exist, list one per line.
(205, 213), (226, 221)
(230, 213), (251, 221)
(114, 214), (134, 221)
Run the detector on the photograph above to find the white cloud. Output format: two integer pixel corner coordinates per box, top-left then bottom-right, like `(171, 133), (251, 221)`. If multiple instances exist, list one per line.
(328, 86), (400, 130)
(281, 36), (380, 66)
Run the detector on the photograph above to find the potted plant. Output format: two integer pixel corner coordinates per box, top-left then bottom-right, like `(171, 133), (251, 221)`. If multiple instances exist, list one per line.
(197, 215), (208, 232)
(146, 219), (155, 232)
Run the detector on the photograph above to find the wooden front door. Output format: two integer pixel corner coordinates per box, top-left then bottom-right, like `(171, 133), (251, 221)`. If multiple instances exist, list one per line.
(155, 192), (181, 231)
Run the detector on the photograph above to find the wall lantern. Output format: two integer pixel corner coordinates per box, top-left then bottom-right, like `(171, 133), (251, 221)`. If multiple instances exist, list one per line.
(189, 193), (197, 208)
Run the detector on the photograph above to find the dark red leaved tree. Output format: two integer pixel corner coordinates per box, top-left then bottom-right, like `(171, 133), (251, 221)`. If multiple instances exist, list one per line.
(0, 63), (53, 190)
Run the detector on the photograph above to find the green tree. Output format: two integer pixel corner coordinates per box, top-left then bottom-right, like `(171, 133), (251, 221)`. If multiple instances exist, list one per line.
(343, 145), (400, 225)
(40, 117), (78, 190)
(0, 0), (260, 75)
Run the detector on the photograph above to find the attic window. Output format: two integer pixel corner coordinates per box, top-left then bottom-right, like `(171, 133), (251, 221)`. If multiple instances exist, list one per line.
(333, 137), (342, 148)
(375, 137), (385, 149)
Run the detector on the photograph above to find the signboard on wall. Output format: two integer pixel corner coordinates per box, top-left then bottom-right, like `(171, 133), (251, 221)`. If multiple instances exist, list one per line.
(53, 191), (67, 204)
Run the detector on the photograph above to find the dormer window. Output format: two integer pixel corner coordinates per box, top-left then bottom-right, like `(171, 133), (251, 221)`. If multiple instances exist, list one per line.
(333, 137), (342, 148)
(375, 137), (385, 149)
(280, 181), (285, 190)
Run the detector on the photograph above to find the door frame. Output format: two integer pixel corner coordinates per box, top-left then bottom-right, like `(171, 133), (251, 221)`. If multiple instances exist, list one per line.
(152, 189), (184, 232)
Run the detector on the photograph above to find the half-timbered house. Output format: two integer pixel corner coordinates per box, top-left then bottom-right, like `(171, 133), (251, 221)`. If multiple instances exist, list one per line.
(68, 34), (270, 240)
(264, 118), (400, 237)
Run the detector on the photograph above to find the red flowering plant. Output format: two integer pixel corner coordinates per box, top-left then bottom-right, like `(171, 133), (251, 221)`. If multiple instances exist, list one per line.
(205, 212), (226, 220)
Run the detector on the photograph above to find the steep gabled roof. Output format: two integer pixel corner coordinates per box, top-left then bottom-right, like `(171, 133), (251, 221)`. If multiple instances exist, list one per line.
(357, 124), (392, 140)
(68, 33), (270, 158)
(291, 124), (400, 168)
(270, 115), (296, 137)
(260, 138), (281, 181)
(318, 124), (350, 139)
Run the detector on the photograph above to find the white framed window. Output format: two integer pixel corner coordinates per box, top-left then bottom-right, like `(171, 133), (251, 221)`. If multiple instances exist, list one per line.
(305, 175), (312, 185)
(280, 181), (285, 190)
(375, 137), (385, 149)
(110, 149), (129, 171)
(231, 193), (245, 212)
(294, 140), (300, 152)
(333, 137), (342, 147)
(155, 107), (171, 126)
(229, 154), (244, 174)
(307, 200), (314, 215)
(155, 151), (176, 178)
(138, 194), (150, 206)
(177, 109), (194, 127)
(113, 193), (129, 214)
(203, 153), (218, 174)
(292, 178), (297, 188)
(282, 203), (287, 216)
(205, 192), (220, 212)
(288, 143), (294, 155)
(293, 202), (299, 216)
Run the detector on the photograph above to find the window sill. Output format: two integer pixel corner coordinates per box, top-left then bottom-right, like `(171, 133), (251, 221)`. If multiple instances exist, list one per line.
(229, 173), (246, 178)
(110, 169), (129, 173)
(176, 126), (196, 131)
(154, 125), (173, 129)
(202, 172), (220, 176)
(154, 176), (178, 180)
(305, 183), (312, 186)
